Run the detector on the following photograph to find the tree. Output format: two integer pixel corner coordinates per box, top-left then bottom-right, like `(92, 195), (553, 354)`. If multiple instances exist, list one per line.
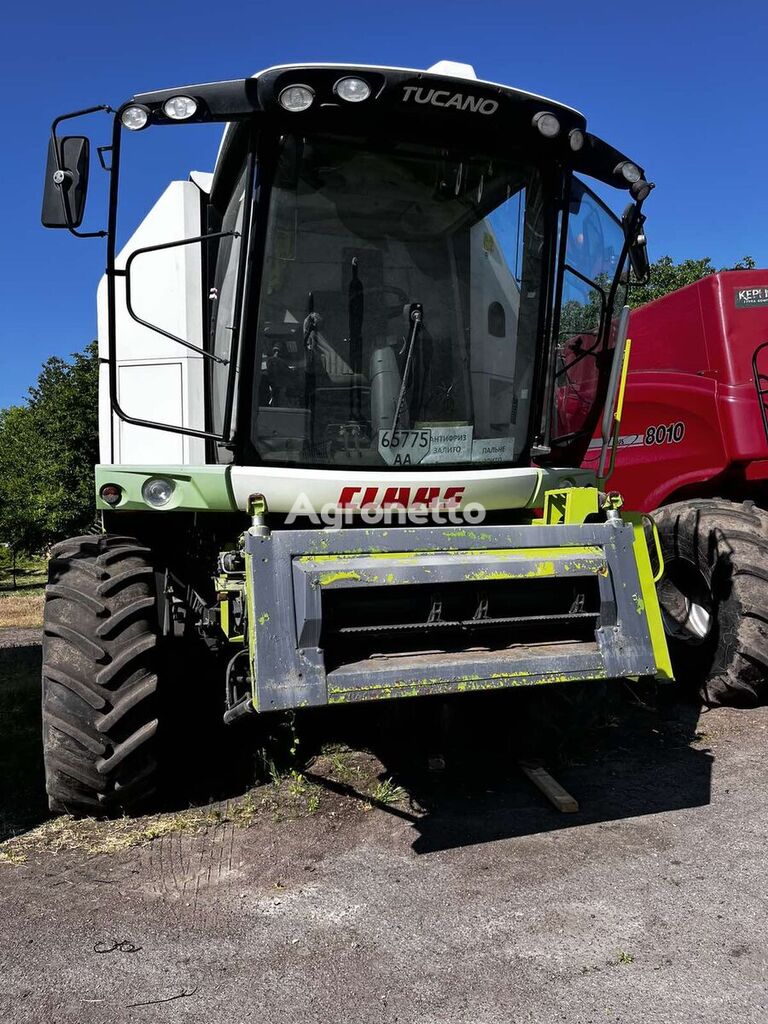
(628, 255), (756, 309)
(0, 343), (99, 553)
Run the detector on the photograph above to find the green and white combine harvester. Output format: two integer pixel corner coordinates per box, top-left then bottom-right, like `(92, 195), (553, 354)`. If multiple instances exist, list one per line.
(40, 59), (671, 815)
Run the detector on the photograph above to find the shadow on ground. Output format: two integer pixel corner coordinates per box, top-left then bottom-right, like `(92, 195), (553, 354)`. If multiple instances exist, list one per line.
(0, 642), (48, 841)
(296, 683), (711, 853)
(0, 634), (711, 854)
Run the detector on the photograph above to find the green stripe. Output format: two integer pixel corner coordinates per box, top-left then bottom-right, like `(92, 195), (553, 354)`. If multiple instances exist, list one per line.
(95, 465), (237, 512)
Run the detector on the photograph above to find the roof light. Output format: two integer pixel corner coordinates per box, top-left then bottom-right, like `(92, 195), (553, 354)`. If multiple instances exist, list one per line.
(120, 105), (150, 131)
(569, 128), (585, 152)
(630, 179), (654, 202)
(162, 96), (198, 120)
(533, 111), (560, 138)
(142, 477), (175, 508)
(615, 160), (642, 184)
(99, 483), (123, 506)
(279, 85), (315, 112)
(334, 77), (371, 103)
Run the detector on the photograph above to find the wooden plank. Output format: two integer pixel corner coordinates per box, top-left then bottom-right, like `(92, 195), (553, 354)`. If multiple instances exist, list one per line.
(518, 761), (579, 813)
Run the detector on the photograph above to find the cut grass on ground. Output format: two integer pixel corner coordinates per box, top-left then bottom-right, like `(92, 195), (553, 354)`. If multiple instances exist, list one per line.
(0, 798), (273, 865)
(0, 589), (45, 628)
(0, 741), (407, 865)
(0, 775), (333, 865)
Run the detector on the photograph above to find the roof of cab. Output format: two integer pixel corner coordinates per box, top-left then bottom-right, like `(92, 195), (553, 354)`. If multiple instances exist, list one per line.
(249, 60), (585, 119)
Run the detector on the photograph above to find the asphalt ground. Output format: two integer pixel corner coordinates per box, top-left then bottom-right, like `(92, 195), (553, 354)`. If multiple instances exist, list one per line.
(1, 632), (767, 1024)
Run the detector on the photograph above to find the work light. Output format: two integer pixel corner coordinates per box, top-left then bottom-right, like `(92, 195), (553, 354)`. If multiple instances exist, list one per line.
(615, 160), (642, 184)
(163, 96), (198, 120)
(120, 105), (150, 131)
(279, 85), (315, 112)
(334, 77), (371, 103)
(142, 477), (174, 508)
(533, 111), (560, 138)
(569, 129), (585, 151)
(631, 179), (653, 202)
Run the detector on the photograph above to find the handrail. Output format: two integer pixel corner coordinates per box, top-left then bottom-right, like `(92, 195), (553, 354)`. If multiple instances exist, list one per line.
(752, 340), (768, 444)
(597, 305), (631, 482)
(121, 231), (239, 365)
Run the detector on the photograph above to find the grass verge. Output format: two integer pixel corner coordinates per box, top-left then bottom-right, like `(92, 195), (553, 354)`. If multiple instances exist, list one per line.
(0, 588), (45, 628)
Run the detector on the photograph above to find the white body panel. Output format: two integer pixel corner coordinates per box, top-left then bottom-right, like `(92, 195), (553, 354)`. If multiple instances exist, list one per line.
(98, 179), (208, 465)
(227, 464), (585, 513)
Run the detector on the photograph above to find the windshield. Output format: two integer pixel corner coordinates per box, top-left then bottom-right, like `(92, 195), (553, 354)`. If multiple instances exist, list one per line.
(246, 134), (547, 469)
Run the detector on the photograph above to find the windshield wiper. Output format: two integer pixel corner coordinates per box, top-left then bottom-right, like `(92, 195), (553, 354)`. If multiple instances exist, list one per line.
(390, 303), (423, 432)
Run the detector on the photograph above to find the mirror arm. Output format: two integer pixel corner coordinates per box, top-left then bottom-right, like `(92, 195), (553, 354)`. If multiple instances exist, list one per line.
(49, 105), (113, 238)
(621, 201), (650, 284)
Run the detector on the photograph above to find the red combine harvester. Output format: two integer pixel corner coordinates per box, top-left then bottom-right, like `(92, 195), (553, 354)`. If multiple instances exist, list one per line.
(581, 270), (768, 707)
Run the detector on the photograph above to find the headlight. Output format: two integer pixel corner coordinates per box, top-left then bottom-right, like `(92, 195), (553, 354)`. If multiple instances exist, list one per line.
(533, 111), (560, 138)
(142, 477), (175, 508)
(278, 85), (315, 112)
(334, 77), (371, 103)
(162, 96), (198, 120)
(569, 129), (585, 152)
(99, 483), (123, 506)
(615, 160), (642, 184)
(120, 105), (150, 131)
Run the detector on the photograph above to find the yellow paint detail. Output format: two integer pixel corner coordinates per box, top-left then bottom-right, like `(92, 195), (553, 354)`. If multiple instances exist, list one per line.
(316, 570), (363, 586)
(328, 667), (609, 702)
(615, 338), (633, 423)
(303, 546), (602, 563)
(625, 515), (674, 681)
(534, 487), (600, 526)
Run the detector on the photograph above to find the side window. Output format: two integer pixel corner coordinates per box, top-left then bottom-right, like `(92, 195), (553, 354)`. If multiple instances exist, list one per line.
(488, 301), (506, 337)
(210, 167), (248, 437)
(554, 178), (626, 445)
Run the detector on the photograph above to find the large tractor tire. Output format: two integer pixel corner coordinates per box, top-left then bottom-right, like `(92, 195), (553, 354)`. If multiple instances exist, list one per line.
(42, 535), (161, 815)
(653, 499), (768, 708)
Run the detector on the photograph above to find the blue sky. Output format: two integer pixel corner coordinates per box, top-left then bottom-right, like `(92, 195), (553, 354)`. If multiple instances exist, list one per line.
(2, 0), (767, 407)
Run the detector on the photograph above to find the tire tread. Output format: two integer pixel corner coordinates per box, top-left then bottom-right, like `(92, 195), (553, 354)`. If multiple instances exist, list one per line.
(42, 534), (161, 816)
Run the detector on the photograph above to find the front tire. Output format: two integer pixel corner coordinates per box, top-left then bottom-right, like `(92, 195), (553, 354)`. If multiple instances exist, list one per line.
(653, 499), (768, 708)
(42, 534), (160, 815)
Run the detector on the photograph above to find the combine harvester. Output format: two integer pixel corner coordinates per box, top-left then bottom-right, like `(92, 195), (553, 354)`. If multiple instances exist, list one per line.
(577, 272), (768, 707)
(40, 60), (670, 815)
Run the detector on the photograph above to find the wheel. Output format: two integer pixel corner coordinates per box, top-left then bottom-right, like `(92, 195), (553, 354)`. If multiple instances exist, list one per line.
(652, 499), (768, 708)
(42, 534), (160, 815)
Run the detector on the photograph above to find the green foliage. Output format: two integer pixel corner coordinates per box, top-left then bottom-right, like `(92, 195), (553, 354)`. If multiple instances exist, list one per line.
(628, 254), (756, 309)
(370, 777), (406, 805)
(0, 343), (99, 553)
(558, 254), (757, 338)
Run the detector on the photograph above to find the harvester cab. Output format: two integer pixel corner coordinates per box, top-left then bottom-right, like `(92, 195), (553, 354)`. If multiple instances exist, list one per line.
(40, 60), (671, 815)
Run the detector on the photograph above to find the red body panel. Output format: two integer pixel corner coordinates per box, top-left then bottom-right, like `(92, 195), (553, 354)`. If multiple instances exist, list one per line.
(583, 270), (768, 512)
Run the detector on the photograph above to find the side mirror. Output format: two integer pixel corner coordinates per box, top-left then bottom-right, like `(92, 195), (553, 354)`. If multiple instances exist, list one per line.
(41, 136), (90, 229)
(628, 234), (650, 283)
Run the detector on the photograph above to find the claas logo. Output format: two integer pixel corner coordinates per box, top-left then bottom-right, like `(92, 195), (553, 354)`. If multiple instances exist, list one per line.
(338, 486), (465, 509)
